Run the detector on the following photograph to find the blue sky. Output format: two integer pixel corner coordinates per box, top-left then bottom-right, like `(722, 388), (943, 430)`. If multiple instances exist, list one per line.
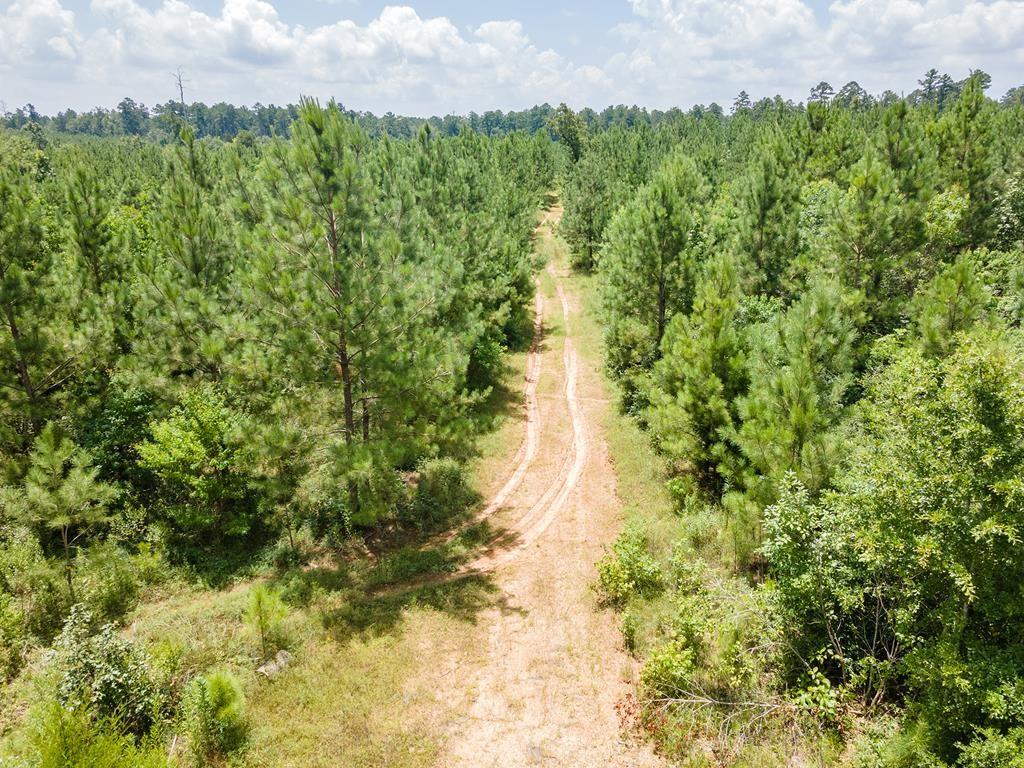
(3, 1), (1023, 115)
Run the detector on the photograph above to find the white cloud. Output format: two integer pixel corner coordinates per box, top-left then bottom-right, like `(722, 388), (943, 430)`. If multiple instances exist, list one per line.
(0, 0), (1022, 114)
(0, 0), (79, 68)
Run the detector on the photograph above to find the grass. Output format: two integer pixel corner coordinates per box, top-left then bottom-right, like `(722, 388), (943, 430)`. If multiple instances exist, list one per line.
(240, 606), (482, 768)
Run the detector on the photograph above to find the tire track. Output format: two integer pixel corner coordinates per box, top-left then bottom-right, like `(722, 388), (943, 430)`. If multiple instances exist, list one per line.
(473, 283), (545, 523)
(464, 266), (586, 572)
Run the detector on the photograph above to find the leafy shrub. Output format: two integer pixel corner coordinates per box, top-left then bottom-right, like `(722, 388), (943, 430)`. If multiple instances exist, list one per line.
(467, 328), (507, 390)
(642, 640), (698, 696)
(137, 386), (256, 542)
(621, 610), (639, 654)
(0, 527), (69, 644)
(762, 334), (1024, 755)
(180, 670), (246, 766)
(958, 728), (1024, 768)
(52, 606), (158, 737)
(244, 584), (288, 662)
(78, 383), (156, 502)
(409, 457), (476, 528)
(596, 525), (663, 606)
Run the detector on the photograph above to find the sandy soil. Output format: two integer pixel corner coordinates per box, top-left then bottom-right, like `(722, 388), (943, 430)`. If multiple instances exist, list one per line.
(433, 207), (665, 767)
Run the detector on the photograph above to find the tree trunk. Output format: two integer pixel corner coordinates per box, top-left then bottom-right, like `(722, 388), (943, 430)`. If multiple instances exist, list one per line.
(336, 337), (360, 519)
(62, 530), (76, 603)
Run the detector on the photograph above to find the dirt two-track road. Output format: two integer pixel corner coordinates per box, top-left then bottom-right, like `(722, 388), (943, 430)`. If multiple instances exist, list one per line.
(425, 206), (665, 767)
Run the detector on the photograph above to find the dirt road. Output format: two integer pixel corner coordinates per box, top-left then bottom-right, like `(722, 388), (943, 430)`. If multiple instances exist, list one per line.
(433, 206), (664, 767)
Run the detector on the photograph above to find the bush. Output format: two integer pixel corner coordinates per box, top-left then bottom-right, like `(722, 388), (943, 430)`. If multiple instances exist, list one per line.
(0, 527), (69, 645)
(136, 385), (256, 542)
(596, 524), (663, 606)
(75, 543), (143, 623)
(21, 699), (170, 768)
(642, 640), (698, 696)
(958, 728), (1024, 768)
(467, 328), (507, 390)
(52, 606), (158, 737)
(0, 590), (24, 682)
(408, 457), (476, 528)
(180, 670), (246, 766)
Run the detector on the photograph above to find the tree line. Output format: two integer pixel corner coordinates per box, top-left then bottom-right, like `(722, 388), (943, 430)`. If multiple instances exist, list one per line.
(576, 72), (1024, 765)
(9, 67), (1019, 143)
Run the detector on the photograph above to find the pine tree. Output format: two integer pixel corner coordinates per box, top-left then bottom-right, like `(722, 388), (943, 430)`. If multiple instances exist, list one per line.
(912, 253), (993, 357)
(730, 280), (861, 510)
(0, 164), (82, 452)
(825, 151), (925, 334)
(938, 75), (997, 248)
(1, 424), (116, 599)
(246, 99), (451, 524)
(601, 151), (711, 398)
(135, 127), (238, 382)
(731, 127), (802, 295)
(732, 91), (752, 114)
(560, 151), (617, 270)
(646, 253), (748, 495)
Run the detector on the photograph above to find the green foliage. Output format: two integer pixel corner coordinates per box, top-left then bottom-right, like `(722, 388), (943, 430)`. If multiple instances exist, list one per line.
(408, 457), (476, 529)
(78, 383), (156, 501)
(957, 728), (1024, 768)
(728, 280), (860, 525)
(18, 699), (170, 768)
(180, 669), (246, 766)
(597, 524), (664, 606)
(51, 606), (158, 737)
(74, 541), (164, 623)
(549, 103), (585, 163)
(0, 525), (69, 648)
(244, 583), (288, 662)
(587, 83), (1024, 761)
(731, 127), (802, 294)
(764, 333), (1024, 754)
(1, 425), (116, 600)
(136, 385), (253, 541)
(912, 254), (993, 357)
(648, 253), (748, 494)
(601, 151), (711, 408)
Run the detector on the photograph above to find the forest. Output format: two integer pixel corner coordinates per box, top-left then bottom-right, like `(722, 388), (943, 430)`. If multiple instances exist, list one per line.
(0, 67), (1022, 767)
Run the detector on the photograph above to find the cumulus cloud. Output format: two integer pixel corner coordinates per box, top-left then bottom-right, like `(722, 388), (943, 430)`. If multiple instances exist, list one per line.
(0, 0), (79, 68)
(613, 0), (1024, 106)
(0, 0), (1022, 114)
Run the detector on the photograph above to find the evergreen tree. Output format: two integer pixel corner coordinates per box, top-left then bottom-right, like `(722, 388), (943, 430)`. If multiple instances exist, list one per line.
(0, 165), (81, 452)
(1, 425), (116, 599)
(912, 253), (993, 357)
(730, 280), (861, 511)
(601, 151), (711, 402)
(135, 127), (238, 382)
(824, 151), (926, 333)
(549, 103), (585, 163)
(560, 151), (617, 270)
(647, 253), (748, 495)
(247, 99), (452, 524)
(731, 127), (802, 294)
(938, 75), (997, 247)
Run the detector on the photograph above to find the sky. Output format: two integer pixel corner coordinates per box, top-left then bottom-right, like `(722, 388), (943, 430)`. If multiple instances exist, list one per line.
(2, 0), (1023, 116)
